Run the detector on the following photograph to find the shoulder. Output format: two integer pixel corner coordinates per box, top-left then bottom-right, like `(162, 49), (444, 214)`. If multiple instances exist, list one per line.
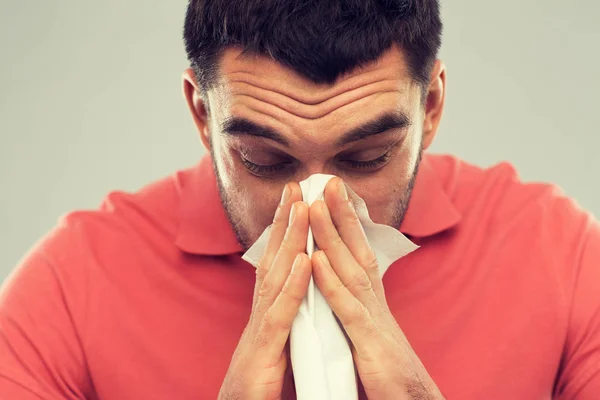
(427, 153), (594, 237)
(8, 166), (198, 295)
(40, 170), (186, 265)
(427, 153), (598, 286)
(1, 167), (195, 333)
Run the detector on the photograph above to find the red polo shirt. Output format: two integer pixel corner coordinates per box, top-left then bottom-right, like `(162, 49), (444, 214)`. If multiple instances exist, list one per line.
(1, 153), (599, 399)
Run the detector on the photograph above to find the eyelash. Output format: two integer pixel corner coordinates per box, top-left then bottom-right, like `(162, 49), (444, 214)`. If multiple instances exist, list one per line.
(344, 152), (392, 169)
(241, 158), (290, 174)
(241, 151), (393, 176)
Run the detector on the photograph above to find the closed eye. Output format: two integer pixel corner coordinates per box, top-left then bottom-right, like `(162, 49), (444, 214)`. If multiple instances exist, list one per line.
(241, 149), (393, 177)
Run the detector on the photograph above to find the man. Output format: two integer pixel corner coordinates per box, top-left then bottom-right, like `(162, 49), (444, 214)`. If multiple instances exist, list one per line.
(1, 0), (598, 399)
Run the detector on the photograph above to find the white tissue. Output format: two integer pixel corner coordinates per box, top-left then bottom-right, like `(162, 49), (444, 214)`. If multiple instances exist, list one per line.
(242, 174), (418, 400)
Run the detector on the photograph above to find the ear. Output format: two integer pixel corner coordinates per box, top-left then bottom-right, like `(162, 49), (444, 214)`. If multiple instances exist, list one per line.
(182, 68), (211, 152)
(422, 60), (446, 150)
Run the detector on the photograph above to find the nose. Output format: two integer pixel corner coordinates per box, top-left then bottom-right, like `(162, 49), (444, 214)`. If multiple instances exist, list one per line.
(294, 161), (339, 182)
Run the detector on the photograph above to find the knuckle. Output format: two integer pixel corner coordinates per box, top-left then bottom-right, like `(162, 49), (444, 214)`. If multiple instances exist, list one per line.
(321, 234), (345, 251)
(257, 278), (273, 299)
(320, 279), (345, 301)
(255, 261), (270, 281)
(281, 280), (305, 304)
(350, 272), (372, 292)
(341, 301), (369, 327)
(262, 309), (292, 334)
(278, 239), (295, 254)
(280, 234), (303, 253)
(345, 207), (360, 223)
(361, 251), (380, 273)
(332, 234), (345, 248)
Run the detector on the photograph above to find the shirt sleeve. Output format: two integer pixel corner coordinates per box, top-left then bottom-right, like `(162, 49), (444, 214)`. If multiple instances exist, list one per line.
(554, 218), (600, 399)
(0, 246), (93, 399)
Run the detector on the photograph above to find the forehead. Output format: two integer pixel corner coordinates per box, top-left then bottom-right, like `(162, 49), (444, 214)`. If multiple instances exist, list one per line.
(208, 46), (420, 145)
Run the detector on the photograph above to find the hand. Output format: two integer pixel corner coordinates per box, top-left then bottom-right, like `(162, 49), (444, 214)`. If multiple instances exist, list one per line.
(219, 183), (311, 400)
(309, 178), (444, 400)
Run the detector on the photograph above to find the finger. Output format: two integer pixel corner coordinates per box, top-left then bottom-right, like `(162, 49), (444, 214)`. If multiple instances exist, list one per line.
(255, 201), (309, 317)
(281, 341), (294, 395)
(310, 199), (379, 310)
(323, 178), (386, 303)
(312, 250), (377, 350)
(254, 182), (303, 303)
(258, 253), (311, 360)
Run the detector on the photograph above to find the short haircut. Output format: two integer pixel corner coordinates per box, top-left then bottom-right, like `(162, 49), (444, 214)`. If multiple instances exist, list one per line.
(183, 0), (442, 95)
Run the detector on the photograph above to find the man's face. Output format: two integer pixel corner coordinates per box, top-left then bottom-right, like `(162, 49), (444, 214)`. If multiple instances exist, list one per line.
(192, 46), (438, 250)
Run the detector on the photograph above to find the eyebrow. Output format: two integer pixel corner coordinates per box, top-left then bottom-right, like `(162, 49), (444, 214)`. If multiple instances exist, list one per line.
(220, 111), (412, 147)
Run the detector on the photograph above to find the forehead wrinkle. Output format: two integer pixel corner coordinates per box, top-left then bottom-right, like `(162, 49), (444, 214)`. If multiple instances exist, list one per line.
(233, 89), (400, 123)
(223, 103), (327, 151)
(228, 104), (333, 150)
(225, 103), (298, 140)
(231, 93), (409, 149)
(228, 78), (401, 111)
(222, 67), (404, 106)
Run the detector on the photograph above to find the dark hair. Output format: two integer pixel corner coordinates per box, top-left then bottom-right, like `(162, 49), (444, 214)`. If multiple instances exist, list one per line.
(183, 0), (442, 95)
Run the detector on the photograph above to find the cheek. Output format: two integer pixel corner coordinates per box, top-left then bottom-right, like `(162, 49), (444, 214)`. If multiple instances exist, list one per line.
(353, 177), (402, 225)
(215, 143), (284, 233)
(211, 138), (237, 186)
(349, 135), (420, 224)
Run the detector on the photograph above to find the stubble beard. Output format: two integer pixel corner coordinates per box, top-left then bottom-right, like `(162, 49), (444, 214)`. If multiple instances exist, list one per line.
(210, 145), (422, 251)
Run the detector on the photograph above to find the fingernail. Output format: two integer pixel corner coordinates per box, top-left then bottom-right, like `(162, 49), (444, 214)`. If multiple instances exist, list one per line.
(348, 200), (355, 213)
(280, 184), (291, 206)
(320, 200), (329, 216)
(337, 180), (348, 201)
(273, 205), (282, 222)
(289, 203), (297, 226)
(291, 254), (302, 274)
(318, 251), (330, 266)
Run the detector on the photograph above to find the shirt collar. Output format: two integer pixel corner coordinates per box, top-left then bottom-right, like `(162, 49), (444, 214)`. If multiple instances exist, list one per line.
(175, 154), (462, 255)
(175, 156), (244, 255)
(399, 154), (462, 238)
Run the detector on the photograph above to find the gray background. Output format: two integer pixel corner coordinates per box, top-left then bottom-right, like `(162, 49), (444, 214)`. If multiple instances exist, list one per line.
(1, 0), (598, 281)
